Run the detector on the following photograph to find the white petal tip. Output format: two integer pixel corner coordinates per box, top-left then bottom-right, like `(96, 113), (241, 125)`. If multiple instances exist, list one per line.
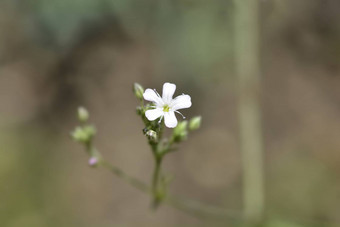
(165, 123), (177, 128)
(164, 111), (178, 128)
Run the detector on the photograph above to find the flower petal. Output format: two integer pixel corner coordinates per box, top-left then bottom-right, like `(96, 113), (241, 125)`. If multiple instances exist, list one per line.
(162, 83), (176, 103)
(145, 108), (164, 121)
(171, 94), (192, 110)
(164, 111), (178, 128)
(143, 89), (163, 106)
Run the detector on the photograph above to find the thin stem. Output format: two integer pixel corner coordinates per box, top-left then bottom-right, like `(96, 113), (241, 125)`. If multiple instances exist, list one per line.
(101, 160), (149, 193)
(99, 158), (239, 220)
(165, 195), (242, 222)
(151, 157), (162, 207)
(95, 158), (340, 226)
(152, 159), (161, 192)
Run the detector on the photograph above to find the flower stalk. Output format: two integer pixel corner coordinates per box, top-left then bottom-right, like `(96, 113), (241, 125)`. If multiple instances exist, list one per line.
(151, 156), (162, 208)
(137, 83), (198, 208)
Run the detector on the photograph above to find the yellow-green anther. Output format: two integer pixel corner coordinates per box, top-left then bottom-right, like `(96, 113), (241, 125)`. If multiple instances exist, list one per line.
(163, 105), (170, 112)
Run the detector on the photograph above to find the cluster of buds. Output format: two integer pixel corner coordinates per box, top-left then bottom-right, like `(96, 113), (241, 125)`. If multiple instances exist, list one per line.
(71, 107), (101, 167)
(172, 116), (201, 142)
(71, 125), (96, 144)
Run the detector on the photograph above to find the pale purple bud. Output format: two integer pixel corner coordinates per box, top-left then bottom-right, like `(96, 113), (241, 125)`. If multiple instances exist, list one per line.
(88, 157), (98, 166)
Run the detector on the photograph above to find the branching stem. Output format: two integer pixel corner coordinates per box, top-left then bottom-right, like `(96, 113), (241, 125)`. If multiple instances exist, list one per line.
(99, 158), (240, 221)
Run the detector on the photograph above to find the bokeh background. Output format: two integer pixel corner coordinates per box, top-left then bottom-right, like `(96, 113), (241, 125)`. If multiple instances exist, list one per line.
(1, 0), (340, 226)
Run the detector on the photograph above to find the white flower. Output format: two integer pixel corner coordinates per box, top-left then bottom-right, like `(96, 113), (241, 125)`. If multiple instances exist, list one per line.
(143, 82), (192, 128)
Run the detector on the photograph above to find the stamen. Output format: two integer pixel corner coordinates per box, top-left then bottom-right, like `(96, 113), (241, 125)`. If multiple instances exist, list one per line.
(175, 110), (186, 119)
(158, 115), (163, 123)
(154, 89), (161, 98)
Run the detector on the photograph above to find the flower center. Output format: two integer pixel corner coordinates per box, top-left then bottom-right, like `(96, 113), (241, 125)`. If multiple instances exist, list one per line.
(163, 104), (170, 112)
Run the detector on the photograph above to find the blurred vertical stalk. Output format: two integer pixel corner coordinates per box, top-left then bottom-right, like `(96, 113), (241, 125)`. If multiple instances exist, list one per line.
(234, 0), (264, 223)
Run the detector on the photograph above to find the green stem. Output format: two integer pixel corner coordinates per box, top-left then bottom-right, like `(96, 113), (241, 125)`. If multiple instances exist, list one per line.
(98, 159), (340, 226)
(101, 160), (149, 193)
(99, 158), (238, 220)
(151, 156), (162, 208)
(165, 195), (242, 222)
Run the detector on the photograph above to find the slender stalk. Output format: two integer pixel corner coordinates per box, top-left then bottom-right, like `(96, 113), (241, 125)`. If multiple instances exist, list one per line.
(99, 158), (240, 220)
(152, 160), (161, 192)
(101, 160), (149, 193)
(165, 195), (242, 222)
(151, 157), (162, 207)
(234, 0), (264, 223)
(95, 159), (340, 226)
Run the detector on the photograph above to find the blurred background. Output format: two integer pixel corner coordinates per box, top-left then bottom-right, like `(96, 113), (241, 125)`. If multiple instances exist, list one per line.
(1, 0), (340, 226)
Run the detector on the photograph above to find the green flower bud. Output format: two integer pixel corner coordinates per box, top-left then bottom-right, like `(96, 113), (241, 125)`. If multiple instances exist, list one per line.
(83, 125), (96, 138)
(71, 125), (96, 143)
(71, 126), (90, 143)
(189, 116), (201, 131)
(133, 83), (144, 100)
(146, 130), (157, 142)
(173, 120), (188, 142)
(78, 107), (89, 122)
